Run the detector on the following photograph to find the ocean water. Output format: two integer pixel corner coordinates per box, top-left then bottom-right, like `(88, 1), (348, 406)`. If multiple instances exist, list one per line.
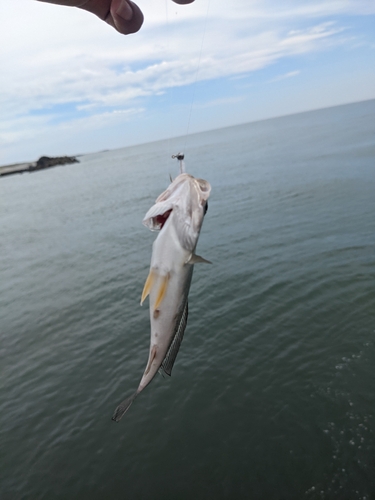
(1, 100), (374, 500)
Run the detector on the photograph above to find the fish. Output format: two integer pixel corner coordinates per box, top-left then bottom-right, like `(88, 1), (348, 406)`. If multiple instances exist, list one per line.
(112, 170), (211, 421)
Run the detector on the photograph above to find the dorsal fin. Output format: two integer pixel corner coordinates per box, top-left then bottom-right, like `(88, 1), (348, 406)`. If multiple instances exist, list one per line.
(160, 301), (188, 377)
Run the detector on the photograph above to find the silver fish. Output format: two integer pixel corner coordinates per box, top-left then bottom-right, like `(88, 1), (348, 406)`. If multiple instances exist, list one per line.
(112, 170), (211, 421)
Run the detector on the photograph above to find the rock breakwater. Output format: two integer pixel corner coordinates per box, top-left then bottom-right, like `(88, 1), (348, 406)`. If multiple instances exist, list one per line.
(0, 156), (79, 177)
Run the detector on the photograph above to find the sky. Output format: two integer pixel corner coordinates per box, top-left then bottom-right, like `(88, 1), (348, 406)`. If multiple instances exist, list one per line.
(1, 0), (375, 165)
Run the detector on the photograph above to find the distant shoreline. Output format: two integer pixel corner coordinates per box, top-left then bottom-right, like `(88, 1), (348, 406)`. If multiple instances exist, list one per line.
(0, 156), (79, 177)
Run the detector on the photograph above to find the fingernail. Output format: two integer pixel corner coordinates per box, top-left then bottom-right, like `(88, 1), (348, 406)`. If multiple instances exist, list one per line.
(116, 0), (133, 21)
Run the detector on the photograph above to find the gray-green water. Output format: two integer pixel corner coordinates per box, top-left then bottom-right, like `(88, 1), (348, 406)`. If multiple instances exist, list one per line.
(1, 100), (375, 499)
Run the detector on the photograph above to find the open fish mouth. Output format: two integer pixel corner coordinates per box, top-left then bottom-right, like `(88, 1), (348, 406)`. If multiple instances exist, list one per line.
(153, 209), (172, 230)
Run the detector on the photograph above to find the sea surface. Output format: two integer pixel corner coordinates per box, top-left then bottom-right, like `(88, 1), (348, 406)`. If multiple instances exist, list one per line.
(1, 100), (374, 500)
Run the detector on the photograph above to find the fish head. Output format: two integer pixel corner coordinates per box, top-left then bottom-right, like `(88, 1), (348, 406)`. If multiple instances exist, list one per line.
(142, 173), (211, 250)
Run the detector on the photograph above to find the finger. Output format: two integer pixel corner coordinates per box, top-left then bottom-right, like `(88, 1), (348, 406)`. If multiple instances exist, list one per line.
(107, 0), (144, 35)
(172, 0), (195, 4)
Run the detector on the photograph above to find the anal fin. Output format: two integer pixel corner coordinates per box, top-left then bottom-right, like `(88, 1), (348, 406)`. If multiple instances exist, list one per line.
(144, 345), (158, 376)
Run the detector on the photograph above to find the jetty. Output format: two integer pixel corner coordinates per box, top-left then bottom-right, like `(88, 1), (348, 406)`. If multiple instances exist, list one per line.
(0, 156), (79, 177)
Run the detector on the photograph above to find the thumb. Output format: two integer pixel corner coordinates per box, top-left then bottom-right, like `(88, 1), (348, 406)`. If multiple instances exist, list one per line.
(108, 0), (144, 35)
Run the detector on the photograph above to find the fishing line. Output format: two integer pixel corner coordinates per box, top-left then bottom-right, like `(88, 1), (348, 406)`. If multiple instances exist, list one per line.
(165, 0), (172, 160)
(164, 0), (211, 161)
(183, 0), (211, 152)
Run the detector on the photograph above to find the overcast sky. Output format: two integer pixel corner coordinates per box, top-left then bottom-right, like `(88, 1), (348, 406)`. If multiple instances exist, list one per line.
(1, 0), (375, 164)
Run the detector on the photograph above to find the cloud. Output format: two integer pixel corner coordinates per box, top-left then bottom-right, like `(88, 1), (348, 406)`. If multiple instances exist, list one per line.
(268, 70), (301, 83)
(0, 16), (346, 118)
(192, 96), (246, 109)
(1, 0), (375, 163)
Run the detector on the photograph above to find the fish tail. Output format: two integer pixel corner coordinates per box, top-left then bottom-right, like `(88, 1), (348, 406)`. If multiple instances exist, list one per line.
(112, 391), (138, 422)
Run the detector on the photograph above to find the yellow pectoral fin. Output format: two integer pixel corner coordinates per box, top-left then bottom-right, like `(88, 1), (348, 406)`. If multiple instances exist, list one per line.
(141, 270), (156, 305)
(154, 274), (170, 310)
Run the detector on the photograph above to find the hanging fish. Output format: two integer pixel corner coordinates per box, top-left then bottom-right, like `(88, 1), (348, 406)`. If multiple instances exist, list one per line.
(112, 157), (211, 421)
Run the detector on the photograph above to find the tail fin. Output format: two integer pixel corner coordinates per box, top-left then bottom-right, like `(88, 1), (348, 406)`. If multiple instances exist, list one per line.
(112, 392), (138, 422)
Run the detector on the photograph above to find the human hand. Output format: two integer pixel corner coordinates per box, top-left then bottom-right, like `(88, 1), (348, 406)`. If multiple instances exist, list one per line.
(37, 0), (195, 35)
